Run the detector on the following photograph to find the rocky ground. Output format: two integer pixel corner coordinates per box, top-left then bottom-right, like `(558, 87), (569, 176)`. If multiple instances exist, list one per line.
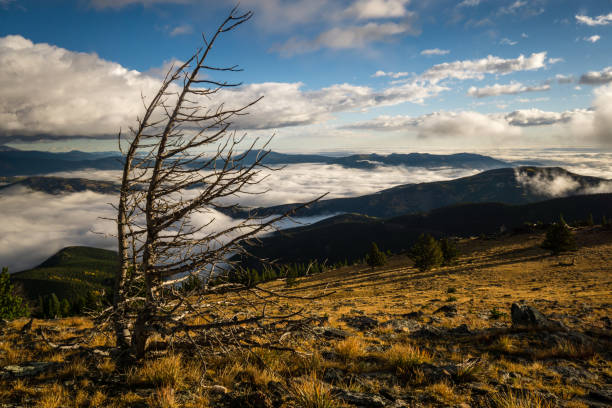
(1, 227), (611, 407)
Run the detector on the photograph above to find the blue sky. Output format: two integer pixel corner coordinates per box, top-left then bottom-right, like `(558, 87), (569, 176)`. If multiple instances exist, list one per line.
(1, 0), (611, 152)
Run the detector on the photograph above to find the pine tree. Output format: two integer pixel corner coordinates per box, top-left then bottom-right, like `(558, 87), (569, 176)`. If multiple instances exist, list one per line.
(47, 293), (61, 319)
(60, 298), (71, 317)
(541, 218), (576, 255)
(410, 234), (443, 272)
(439, 237), (459, 265)
(587, 213), (594, 227)
(0, 267), (29, 320)
(366, 242), (386, 269)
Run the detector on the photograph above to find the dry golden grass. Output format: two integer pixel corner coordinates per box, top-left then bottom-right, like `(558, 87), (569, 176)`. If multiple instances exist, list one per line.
(0, 227), (609, 407)
(289, 375), (342, 408)
(381, 343), (432, 376)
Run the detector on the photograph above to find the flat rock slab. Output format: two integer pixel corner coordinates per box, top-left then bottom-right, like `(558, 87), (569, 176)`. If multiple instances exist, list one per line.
(332, 388), (388, 408)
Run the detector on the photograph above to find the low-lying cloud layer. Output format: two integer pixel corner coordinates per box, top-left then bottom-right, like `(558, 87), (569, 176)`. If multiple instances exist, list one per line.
(0, 163), (480, 271)
(514, 168), (612, 198)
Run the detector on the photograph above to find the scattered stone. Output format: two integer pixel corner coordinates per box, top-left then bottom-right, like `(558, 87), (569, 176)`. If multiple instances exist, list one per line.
(332, 388), (387, 408)
(313, 326), (349, 340)
(340, 315), (379, 331)
(401, 311), (423, 319)
(411, 325), (443, 338)
(510, 303), (565, 330)
(1, 362), (56, 378)
(380, 319), (422, 333)
(323, 367), (344, 384)
(434, 304), (457, 317)
(449, 324), (471, 336)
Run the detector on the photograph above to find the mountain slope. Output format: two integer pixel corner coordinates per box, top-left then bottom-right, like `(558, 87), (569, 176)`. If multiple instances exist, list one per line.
(11, 246), (118, 301)
(242, 193), (612, 265)
(227, 167), (610, 219)
(0, 176), (120, 194)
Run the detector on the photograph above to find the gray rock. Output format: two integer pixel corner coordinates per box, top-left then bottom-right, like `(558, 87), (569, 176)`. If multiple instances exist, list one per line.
(313, 326), (349, 340)
(1, 362), (56, 378)
(434, 304), (457, 317)
(340, 315), (379, 331)
(510, 303), (565, 330)
(380, 319), (422, 333)
(332, 388), (388, 408)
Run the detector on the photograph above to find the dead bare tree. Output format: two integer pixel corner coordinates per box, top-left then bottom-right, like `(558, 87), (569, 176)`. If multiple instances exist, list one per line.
(103, 7), (325, 359)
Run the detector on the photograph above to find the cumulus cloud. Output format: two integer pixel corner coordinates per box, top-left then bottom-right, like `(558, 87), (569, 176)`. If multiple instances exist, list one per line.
(419, 52), (549, 83)
(275, 20), (419, 55)
(467, 82), (550, 98)
(584, 35), (601, 43)
(576, 13), (612, 26)
(592, 84), (612, 145)
(420, 48), (450, 56)
(556, 74), (574, 84)
(344, 0), (412, 20)
(579, 67), (612, 85)
(0, 35), (161, 139)
(504, 108), (592, 127)
(343, 111), (520, 141)
(0, 35), (448, 141)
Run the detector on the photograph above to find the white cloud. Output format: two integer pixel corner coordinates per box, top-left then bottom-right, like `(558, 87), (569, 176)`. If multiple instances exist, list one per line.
(467, 82), (550, 98)
(498, 1), (527, 15)
(500, 38), (517, 46)
(521, 32), (528, 38)
(504, 108), (592, 127)
(548, 57), (563, 64)
(576, 13), (612, 26)
(169, 24), (193, 37)
(420, 52), (548, 84)
(457, 0), (480, 7)
(276, 20), (419, 55)
(584, 35), (601, 43)
(592, 84), (612, 146)
(579, 67), (612, 85)
(372, 70), (410, 78)
(0, 163), (480, 271)
(514, 168), (612, 198)
(556, 74), (574, 84)
(0, 35), (161, 139)
(342, 111), (520, 141)
(345, 0), (411, 20)
(420, 48), (450, 56)
(0, 35), (447, 141)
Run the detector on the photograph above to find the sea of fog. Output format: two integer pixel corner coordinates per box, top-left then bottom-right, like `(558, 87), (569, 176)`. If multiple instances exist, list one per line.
(1, 148), (612, 272)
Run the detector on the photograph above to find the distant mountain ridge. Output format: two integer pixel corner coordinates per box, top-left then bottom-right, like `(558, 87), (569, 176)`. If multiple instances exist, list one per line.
(0, 146), (511, 177)
(225, 167), (610, 219)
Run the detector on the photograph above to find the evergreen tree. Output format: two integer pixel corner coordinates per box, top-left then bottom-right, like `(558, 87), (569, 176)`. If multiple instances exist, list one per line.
(439, 237), (459, 265)
(587, 213), (594, 227)
(365, 242), (386, 269)
(541, 218), (576, 255)
(410, 234), (443, 272)
(60, 298), (71, 317)
(0, 267), (29, 320)
(72, 295), (86, 315)
(47, 293), (61, 318)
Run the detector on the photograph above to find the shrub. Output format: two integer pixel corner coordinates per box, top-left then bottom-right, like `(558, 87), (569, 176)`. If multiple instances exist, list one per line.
(410, 234), (443, 272)
(0, 267), (29, 320)
(439, 237), (459, 265)
(365, 242), (386, 269)
(541, 218), (575, 255)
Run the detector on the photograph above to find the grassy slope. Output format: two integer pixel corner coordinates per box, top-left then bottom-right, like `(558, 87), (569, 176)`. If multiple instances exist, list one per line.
(11, 246), (117, 300)
(1, 227), (610, 407)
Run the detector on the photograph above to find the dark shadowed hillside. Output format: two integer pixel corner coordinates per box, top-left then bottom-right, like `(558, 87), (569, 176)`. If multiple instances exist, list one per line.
(242, 193), (612, 265)
(0, 176), (120, 194)
(227, 167), (610, 219)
